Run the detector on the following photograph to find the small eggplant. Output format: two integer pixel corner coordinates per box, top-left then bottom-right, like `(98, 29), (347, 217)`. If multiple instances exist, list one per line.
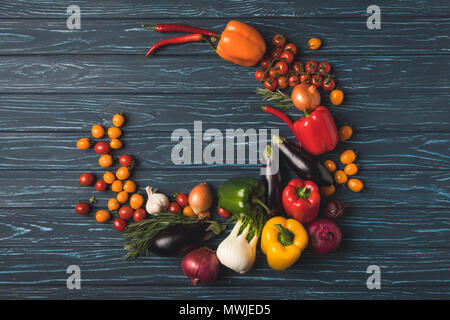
(148, 222), (218, 256)
(261, 145), (283, 217)
(272, 135), (333, 187)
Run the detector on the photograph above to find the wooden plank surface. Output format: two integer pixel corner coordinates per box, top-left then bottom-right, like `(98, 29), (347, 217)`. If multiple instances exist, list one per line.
(0, 0), (449, 300)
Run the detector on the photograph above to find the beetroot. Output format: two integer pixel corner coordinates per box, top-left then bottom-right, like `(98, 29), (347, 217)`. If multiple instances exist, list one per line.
(307, 218), (342, 254)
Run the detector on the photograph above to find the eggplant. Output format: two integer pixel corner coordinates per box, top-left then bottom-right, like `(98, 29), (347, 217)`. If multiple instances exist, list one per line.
(148, 222), (217, 256)
(261, 145), (283, 217)
(272, 135), (333, 187)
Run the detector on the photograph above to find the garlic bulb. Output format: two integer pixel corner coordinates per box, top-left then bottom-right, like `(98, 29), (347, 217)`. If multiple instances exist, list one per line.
(145, 186), (169, 215)
(216, 218), (258, 274)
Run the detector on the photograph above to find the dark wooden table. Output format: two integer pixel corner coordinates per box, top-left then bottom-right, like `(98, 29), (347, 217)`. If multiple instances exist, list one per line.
(1, 0), (449, 299)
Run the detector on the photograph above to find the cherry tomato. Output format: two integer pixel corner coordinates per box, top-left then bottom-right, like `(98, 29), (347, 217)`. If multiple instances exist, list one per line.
(330, 90), (344, 106)
(288, 74), (299, 87)
(130, 193), (144, 210)
(305, 60), (318, 73)
(270, 47), (283, 60)
(116, 166), (131, 180)
(264, 77), (278, 91)
(79, 173), (95, 186)
(324, 160), (337, 173)
(107, 127), (122, 139)
(112, 113), (125, 127)
(259, 57), (271, 70)
(123, 180), (136, 193)
(176, 193), (189, 207)
(277, 76), (289, 90)
(348, 178), (364, 192)
(109, 138), (123, 150)
(103, 171), (116, 184)
(274, 61), (289, 75)
(280, 51), (294, 64)
(254, 69), (265, 82)
(95, 210), (110, 223)
(283, 43), (297, 55)
(168, 202), (181, 213)
(344, 163), (359, 176)
(111, 180), (123, 193)
(113, 218), (127, 232)
(116, 191), (129, 204)
(308, 38), (322, 50)
(95, 180), (107, 192)
(311, 74), (323, 88)
(318, 62), (331, 74)
(299, 73), (311, 84)
(340, 150), (357, 164)
(182, 205), (195, 218)
(94, 141), (111, 155)
(292, 61), (304, 73)
(218, 207), (231, 218)
(268, 67), (280, 79)
(98, 154), (113, 168)
(322, 77), (336, 91)
(118, 206), (134, 220)
(76, 138), (91, 150)
(75, 202), (90, 215)
(272, 34), (286, 48)
(338, 125), (353, 141)
(133, 208), (147, 222)
(320, 185), (336, 196)
(334, 170), (348, 184)
(91, 124), (105, 139)
(108, 198), (120, 211)
(119, 154), (134, 167)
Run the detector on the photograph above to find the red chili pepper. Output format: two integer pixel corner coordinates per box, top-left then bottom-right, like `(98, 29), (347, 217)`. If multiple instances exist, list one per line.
(143, 24), (217, 37)
(145, 33), (204, 56)
(282, 178), (320, 223)
(262, 105), (302, 144)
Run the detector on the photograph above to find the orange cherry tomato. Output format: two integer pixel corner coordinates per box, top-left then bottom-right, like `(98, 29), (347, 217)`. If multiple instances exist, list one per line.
(324, 160), (337, 173)
(308, 38), (322, 50)
(182, 205), (195, 218)
(107, 127), (122, 139)
(98, 154), (113, 168)
(95, 210), (110, 223)
(123, 180), (137, 193)
(76, 138), (91, 150)
(334, 170), (348, 184)
(116, 166), (131, 180)
(111, 180), (123, 193)
(130, 193), (144, 210)
(330, 89), (344, 106)
(109, 138), (123, 150)
(344, 163), (359, 176)
(91, 124), (105, 139)
(320, 184), (336, 196)
(348, 178), (364, 192)
(116, 191), (129, 204)
(108, 198), (120, 211)
(339, 125), (353, 141)
(340, 150), (357, 165)
(112, 113), (125, 127)
(103, 171), (116, 184)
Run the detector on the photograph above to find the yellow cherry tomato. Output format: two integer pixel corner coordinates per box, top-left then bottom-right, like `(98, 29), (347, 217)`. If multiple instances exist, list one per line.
(76, 138), (91, 150)
(323, 160), (337, 173)
(112, 113), (125, 127)
(182, 205), (195, 218)
(330, 89), (344, 106)
(116, 191), (129, 204)
(108, 198), (120, 211)
(103, 171), (116, 184)
(334, 170), (348, 184)
(116, 166), (130, 180)
(320, 184), (336, 196)
(339, 125), (353, 141)
(109, 138), (123, 150)
(308, 37), (322, 50)
(91, 124), (105, 139)
(107, 127), (122, 139)
(111, 180), (123, 193)
(98, 154), (113, 168)
(123, 180), (136, 193)
(340, 150), (357, 165)
(130, 193), (144, 210)
(348, 178), (364, 192)
(344, 163), (359, 176)
(95, 210), (110, 223)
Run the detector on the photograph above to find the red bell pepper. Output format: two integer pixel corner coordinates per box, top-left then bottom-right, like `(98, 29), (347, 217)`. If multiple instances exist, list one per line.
(282, 178), (320, 223)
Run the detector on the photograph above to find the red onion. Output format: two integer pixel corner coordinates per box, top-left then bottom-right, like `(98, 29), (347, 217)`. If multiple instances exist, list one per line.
(307, 218), (342, 254)
(181, 247), (219, 286)
(322, 199), (348, 220)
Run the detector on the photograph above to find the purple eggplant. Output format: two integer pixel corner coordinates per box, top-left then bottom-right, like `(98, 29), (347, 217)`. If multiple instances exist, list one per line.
(261, 145), (283, 217)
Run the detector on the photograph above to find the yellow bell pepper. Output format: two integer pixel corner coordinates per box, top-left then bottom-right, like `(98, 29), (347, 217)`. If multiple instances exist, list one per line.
(261, 216), (308, 270)
(216, 20), (266, 67)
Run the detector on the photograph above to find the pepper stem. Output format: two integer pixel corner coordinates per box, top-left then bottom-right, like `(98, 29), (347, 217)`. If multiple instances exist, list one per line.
(252, 198), (271, 216)
(275, 224), (294, 246)
(303, 109), (310, 118)
(141, 25), (156, 30)
(202, 36), (217, 53)
(296, 187), (311, 199)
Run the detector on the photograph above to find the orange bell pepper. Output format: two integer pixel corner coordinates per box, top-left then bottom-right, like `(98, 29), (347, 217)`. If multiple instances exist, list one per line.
(216, 20), (266, 67)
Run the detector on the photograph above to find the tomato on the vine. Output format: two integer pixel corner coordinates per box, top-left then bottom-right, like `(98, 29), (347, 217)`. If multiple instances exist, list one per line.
(288, 74), (299, 87)
(95, 179), (107, 192)
(322, 77), (336, 91)
(79, 173), (95, 186)
(318, 62), (331, 74)
(75, 202), (90, 215)
(119, 154), (133, 167)
(292, 61), (304, 73)
(268, 67), (280, 79)
(272, 34), (286, 48)
(259, 57), (271, 70)
(270, 47), (283, 60)
(176, 193), (188, 207)
(277, 76), (289, 90)
(274, 61), (289, 75)
(280, 51), (294, 64)
(299, 73), (311, 84)
(254, 69), (265, 82)
(283, 43), (297, 56)
(94, 141), (111, 155)
(264, 77), (278, 91)
(305, 60), (318, 73)
(311, 74), (323, 88)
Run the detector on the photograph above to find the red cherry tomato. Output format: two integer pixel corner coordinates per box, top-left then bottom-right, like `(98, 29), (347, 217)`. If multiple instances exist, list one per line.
(75, 202), (90, 215)
(299, 73), (311, 84)
(318, 62), (331, 74)
(311, 74), (323, 88)
(95, 180), (107, 192)
(113, 218), (127, 232)
(119, 154), (133, 167)
(277, 76), (289, 90)
(270, 47), (283, 60)
(94, 141), (111, 155)
(168, 202), (181, 213)
(264, 77), (278, 91)
(292, 61), (304, 73)
(254, 69), (264, 82)
(280, 51), (294, 64)
(283, 43), (298, 56)
(176, 193), (189, 207)
(79, 173), (95, 186)
(259, 57), (271, 70)
(288, 74), (299, 87)
(305, 60), (318, 73)
(268, 67), (280, 79)
(274, 61), (289, 75)
(322, 77), (336, 91)
(218, 207), (231, 218)
(133, 208), (147, 222)
(272, 34), (286, 48)
(118, 206), (134, 220)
